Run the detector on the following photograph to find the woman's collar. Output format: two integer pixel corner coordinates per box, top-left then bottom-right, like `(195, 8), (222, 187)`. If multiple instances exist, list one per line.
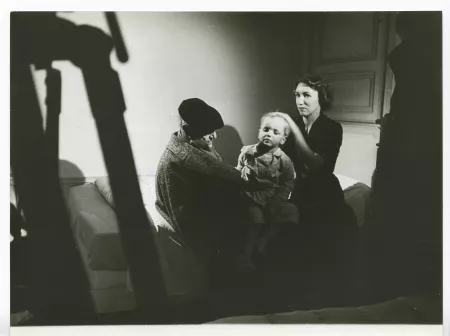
(297, 113), (323, 130)
(306, 113), (322, 133)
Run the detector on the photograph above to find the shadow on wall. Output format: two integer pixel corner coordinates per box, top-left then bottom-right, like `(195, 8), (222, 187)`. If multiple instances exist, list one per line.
(214, 125), (244, 166)
(59, 159), (85, 179)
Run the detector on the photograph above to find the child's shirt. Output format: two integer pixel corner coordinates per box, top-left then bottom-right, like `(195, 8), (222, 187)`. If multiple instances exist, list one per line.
(236, 144), (295, 207)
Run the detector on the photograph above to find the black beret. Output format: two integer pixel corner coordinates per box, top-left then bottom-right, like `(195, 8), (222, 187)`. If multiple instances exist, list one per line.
(179, 98), (224, 139)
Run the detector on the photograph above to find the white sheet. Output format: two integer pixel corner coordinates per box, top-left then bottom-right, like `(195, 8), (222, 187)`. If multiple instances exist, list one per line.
(140, 173), (362, 210)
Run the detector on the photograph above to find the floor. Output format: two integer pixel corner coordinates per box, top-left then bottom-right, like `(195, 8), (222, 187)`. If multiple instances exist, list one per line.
(10, 232), (442, 326)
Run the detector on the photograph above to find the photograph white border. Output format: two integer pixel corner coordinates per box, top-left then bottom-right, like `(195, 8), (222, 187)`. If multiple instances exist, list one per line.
(1, 1), (448, 335)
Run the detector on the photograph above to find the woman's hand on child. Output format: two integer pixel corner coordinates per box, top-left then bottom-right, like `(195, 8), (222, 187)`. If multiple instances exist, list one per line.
(281, 113), (295, 128)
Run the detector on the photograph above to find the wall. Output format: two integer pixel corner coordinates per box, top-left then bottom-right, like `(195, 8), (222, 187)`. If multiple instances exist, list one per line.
(31, 12), (381, 186)
(32, 12), (310, 178)
(335, 124), (379, 186)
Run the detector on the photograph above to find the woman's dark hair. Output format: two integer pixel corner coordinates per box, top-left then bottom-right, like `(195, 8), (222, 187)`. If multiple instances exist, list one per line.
(293, 76), (333, 112)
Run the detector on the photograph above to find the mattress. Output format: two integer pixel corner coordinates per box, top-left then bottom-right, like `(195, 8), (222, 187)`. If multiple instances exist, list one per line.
(68, 179), (206, 312)
(67, 184), (127, 271)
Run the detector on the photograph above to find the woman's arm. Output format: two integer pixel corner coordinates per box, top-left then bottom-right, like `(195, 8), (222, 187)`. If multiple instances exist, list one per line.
(283, 114), (324, 171)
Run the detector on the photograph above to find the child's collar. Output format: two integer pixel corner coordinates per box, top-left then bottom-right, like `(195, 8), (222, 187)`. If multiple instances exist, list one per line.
(248, 143), (282, 157)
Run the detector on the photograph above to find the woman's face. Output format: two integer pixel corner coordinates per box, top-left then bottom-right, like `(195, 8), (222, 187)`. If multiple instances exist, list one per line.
(294, 83), (321, 119)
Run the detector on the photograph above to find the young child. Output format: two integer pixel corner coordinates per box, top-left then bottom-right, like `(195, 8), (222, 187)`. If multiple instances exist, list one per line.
(236, 112), (298, 270)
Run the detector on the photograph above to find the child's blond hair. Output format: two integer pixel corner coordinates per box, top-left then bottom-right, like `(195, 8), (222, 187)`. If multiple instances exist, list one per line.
(260, 112), (291, 137)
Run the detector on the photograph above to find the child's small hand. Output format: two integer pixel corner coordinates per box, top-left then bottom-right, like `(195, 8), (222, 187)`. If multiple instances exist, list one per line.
(245, 169), (256, 184)
(239, 166), (254, 182)
(244, 167), (258, 182)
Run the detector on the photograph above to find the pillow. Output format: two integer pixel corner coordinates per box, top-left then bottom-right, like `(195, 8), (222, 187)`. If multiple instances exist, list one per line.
(343, 182), (372, 229)
(95, 176), (115, 209)
(335, 173), (359, 190)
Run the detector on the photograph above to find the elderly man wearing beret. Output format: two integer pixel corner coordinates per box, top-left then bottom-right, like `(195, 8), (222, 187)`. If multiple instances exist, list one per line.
(155, 98), (271, 280)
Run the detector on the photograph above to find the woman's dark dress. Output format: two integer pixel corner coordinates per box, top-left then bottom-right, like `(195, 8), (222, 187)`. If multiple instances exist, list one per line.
(265, 113), (359, 283)
(285, 113), (344, 209)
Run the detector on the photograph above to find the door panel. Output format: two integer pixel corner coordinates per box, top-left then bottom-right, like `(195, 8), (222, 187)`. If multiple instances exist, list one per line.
(309, 12), (390, 123)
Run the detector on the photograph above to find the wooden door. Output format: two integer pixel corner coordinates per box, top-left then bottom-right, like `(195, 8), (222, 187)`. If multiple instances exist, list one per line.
(308, 12), (392, 124)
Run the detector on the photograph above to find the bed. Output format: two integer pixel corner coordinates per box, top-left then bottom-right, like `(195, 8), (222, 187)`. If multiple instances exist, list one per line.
(66, 173), (372, 314)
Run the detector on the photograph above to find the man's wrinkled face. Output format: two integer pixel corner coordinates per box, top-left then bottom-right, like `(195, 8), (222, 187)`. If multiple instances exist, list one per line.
(191, 131), (217, 149)
(201, 131), (217, 148)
